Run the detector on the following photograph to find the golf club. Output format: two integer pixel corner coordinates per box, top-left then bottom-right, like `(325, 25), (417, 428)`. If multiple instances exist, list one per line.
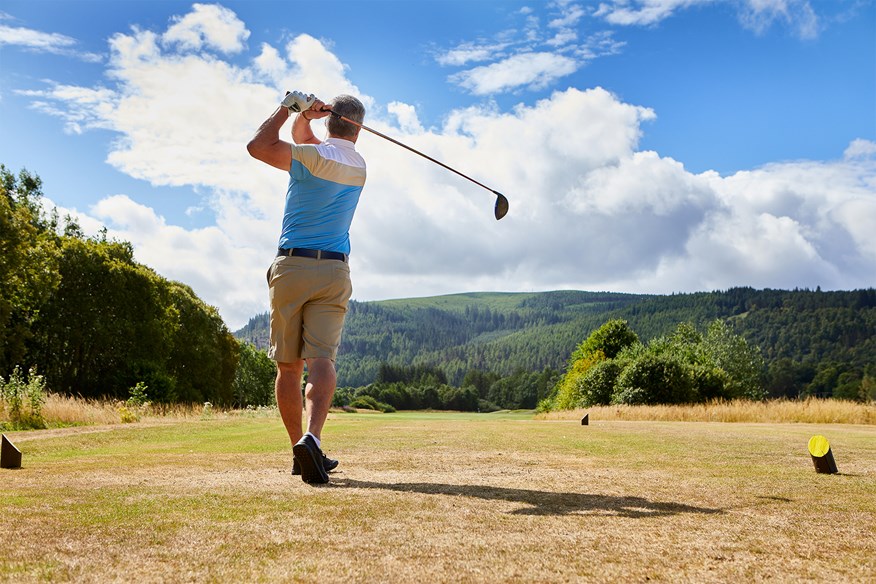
(329, 111), (509, 220)
(327, 110), (508, 220)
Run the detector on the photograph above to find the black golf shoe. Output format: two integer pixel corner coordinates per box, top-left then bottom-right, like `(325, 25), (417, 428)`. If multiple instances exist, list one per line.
(292, 452), (338, 475)
(292, 435), (330, 484)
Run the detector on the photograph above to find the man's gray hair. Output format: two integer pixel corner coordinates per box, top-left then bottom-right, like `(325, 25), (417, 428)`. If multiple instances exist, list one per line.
(327, 95), (365, 139)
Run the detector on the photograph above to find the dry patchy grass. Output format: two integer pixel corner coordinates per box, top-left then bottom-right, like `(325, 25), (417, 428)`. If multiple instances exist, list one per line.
(2, 412), (874, 583)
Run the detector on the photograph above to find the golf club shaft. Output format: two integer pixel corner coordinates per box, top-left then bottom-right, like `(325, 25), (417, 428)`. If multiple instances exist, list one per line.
(330, 111), (501, 198)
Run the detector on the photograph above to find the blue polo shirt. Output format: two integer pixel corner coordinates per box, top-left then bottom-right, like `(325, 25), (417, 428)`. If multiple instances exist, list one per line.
(278, 137), (366, 255)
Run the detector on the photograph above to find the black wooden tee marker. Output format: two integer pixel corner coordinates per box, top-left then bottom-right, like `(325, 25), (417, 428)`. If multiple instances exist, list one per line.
(808, 435), (838, 474)
(1, 434), (22, 469)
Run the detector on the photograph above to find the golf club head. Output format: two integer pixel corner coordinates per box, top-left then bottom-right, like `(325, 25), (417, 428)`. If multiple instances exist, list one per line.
(494, 192), (509, 220)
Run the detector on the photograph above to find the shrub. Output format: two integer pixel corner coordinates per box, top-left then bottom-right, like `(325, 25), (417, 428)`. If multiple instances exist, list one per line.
(0, 366), (47, 430)
(553, 350), (606, 410)
(349, 395), (396, 413)
(612, 354), (694, 405)
(577, 359), (623, 406)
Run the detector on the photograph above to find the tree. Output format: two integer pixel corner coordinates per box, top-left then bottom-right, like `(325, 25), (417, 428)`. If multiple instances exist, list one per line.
(576, 359), (623, 406)
(233, 342), (276, 407)
(570, 319), (639, 361)
(612, 353), (694, 405)
(0, 166), (61, 374)
(703, 320), (766, 400)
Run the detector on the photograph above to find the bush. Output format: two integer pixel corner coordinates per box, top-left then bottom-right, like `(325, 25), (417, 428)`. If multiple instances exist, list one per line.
(577, 360), (623, 406)
(0, 365), (47, 430)
(478, 399), (502, 412)
(612, 354), (694, 405)
(349, 395), (396, 413)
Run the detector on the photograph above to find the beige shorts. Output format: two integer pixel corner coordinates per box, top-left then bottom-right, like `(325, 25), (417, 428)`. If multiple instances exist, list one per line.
(267, 255), (352, 362)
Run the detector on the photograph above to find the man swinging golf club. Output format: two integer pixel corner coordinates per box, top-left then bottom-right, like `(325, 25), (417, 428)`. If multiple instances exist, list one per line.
(247, 90), (366, 484)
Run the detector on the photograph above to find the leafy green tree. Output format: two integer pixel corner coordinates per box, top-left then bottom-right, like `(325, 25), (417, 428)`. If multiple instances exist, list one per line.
(0, 166), (61, 374)
(576, 359), (623, 406)
(233, 342), (276, 407)
(166, 282), (239, 405)
(703, 320), (766, 400)
(29, 236), (172, 397)
(570, 319), (640, 361)
(463, 369), (501, 399)
(612, 353), (694, 405)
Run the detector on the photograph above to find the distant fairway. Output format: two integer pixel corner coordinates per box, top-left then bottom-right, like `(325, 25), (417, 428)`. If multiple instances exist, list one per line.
(3, 412), (874, 582)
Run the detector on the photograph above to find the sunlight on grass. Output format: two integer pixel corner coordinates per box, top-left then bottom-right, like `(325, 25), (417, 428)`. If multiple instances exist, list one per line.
(2, 413), (874, 582)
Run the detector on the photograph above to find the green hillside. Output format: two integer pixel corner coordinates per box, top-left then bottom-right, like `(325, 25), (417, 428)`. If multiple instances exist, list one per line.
(235, 287), (876, 398)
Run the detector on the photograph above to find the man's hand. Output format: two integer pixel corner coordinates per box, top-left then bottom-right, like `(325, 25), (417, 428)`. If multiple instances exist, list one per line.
(282, 91), (317, 113)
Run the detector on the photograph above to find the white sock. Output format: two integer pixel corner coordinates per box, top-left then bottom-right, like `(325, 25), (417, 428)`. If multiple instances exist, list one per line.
(305, 432), (321, 448)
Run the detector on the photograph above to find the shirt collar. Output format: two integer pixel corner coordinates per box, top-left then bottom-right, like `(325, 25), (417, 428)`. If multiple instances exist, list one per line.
(323, 137), (356, 150)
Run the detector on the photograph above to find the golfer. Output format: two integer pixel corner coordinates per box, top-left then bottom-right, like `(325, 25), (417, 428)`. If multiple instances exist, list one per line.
(247, 91), (366, 484)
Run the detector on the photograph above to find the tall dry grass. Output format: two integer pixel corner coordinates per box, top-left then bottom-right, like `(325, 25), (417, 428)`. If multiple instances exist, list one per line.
(538, 398), (876, 425)
(2, 393), (278, 429)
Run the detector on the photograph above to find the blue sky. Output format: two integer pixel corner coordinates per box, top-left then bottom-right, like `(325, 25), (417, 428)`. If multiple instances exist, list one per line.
(1, 0), (874, 329)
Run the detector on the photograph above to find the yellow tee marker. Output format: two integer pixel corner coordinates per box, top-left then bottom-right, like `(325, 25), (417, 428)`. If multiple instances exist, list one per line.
(808, 435), (838, 474)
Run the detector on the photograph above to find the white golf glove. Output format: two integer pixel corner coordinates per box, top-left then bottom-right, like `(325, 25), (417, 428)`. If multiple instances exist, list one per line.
(282, 91), (317, 113)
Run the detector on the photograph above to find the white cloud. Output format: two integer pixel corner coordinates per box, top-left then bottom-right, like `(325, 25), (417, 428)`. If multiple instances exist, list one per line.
(596, 0), (820, 38)
(549, 4), (586, 28)
(739, 0), (820, 39)
(435, 42), (509, 66)
(162, 3), (249, 53)
(844, 139), (876, 161)
(387, 102), (424, 134)
(595, 0), (710, 26)
(449, 52), (579, 95)
(20, 4), (876, 329)
(0, 23), (102, 61)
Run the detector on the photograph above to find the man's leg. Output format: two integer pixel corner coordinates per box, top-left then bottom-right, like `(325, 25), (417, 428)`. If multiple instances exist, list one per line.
(303, 357), (337, 440)
(275, 360), (305, 446)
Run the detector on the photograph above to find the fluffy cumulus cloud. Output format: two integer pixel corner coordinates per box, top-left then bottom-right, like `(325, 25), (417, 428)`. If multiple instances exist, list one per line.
(20, 4), (876, 329)
(162, 3), (249, 53)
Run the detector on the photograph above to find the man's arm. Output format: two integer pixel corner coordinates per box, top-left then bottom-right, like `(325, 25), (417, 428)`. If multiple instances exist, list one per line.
(246, 106), (293, 171)
(247, 96), (332, 170)
(291, 98), (330, 145)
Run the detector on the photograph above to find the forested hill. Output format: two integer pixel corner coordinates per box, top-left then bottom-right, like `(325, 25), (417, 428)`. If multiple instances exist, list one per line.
(235, 288), (875, 395)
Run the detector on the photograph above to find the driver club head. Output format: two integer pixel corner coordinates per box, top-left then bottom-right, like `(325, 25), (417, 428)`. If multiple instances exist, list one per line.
(494, 192), (509, 220)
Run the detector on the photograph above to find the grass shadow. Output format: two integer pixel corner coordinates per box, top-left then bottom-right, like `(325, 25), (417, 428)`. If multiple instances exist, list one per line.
(331, 478), (724, 517)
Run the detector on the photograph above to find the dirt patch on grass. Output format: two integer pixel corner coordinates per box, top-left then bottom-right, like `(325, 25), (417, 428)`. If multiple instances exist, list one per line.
(3, 416), (875, 583)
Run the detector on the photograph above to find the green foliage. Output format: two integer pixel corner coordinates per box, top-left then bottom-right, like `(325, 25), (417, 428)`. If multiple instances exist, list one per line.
(577, 359), (624, 406)
(703, 320), (766, 400)
(484, 368), (558, 410)
(237, 288), (874, 402)
(349, 395), (396, 413)
(233, 342), (276, 408)
(552, 351), (606, 410)
(613, 353), (695, 405)
(127, 382), (151, 408)
(547, 319), (639, 410)
(0, 166), (61, 375)
(0, 365), (47, 430)
(570, 319), (640, 362)
(0, 165), (240, 405)
(546, 319), (768, 410)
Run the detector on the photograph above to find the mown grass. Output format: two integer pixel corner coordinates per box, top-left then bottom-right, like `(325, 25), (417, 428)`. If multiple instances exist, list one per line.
(2, 411), (874, 583)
